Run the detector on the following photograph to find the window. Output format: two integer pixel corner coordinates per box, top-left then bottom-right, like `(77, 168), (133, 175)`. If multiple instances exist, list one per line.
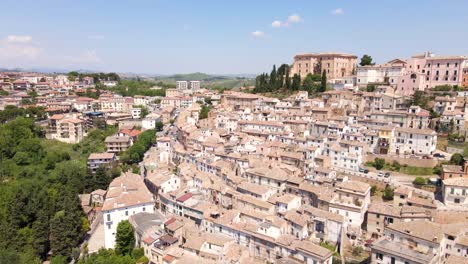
(125, 211), (128, 216)
(142, 207), (146, 212)
(107, 214), (111, 221)
(376, 253), (383, 260)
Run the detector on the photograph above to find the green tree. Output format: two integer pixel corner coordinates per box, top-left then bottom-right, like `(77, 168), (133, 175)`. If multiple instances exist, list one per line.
(382, 185), (394, 201)
(450, 153), (464, 166)
(366, 85), (376, 92)
(374, 158), (386, 170)
(302, 73), (317, 93)
(320, 70), (327, 92)
(199, 105), (212, 119)
(410, 91), (429, 110)
(413, 177), (426, 186)
(269, 65), (277, 89)
(115, 221), (135, 256)
(291, 74), (301, 91)
(155, 121), (164, 132)
(359, 54), (374, 66)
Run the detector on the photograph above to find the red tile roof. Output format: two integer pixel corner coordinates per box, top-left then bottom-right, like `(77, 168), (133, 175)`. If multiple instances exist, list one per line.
(176, 192), (193, 203)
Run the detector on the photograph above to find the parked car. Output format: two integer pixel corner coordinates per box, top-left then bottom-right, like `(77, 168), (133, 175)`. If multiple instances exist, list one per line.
(359, 167), (369, 174)
(422, 155), (432, 159)
(384, 172), (391, 178)
(433, 153), (445, 158)
(377, 172), (384, 177)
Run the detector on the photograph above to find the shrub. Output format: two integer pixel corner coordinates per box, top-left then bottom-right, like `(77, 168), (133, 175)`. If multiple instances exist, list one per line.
(382, 185), (394, 201)
(374, 158), (386, 170)
(413, 177), (426, 186)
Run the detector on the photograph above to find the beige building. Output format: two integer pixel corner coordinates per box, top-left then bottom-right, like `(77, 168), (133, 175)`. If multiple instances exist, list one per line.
(290, 52), (358, 80)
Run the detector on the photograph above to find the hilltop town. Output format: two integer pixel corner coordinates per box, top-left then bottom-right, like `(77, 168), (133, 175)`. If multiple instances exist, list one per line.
(2, 51), (468, 264)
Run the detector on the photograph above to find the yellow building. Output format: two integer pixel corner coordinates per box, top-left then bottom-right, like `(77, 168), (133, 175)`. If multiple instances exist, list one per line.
(290, 52), (358, 79)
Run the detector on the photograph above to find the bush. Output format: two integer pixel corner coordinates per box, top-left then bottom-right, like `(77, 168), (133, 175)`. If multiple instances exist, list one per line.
(391, 161), (401, 171)
(449, 153), (464, 166)
(370, 185), (377, 196)
(413, 177), (426, 186)
(382, 185), (394, 201)
(374, 158), (386, 170)
(351, 246), (363, 256)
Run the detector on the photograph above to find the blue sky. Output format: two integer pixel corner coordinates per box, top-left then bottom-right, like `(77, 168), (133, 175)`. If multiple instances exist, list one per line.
(1, 0), (468, 75)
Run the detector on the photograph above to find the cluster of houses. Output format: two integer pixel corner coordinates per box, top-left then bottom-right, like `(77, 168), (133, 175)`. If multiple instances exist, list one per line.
(3, 51), (468, 263)
(92, 86), (468, 264)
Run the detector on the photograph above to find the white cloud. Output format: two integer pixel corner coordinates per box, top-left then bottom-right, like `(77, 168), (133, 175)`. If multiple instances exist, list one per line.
(6, 35), (33, 43)
(271, 14), (301, 28)
(332, 8), (344, 15)
(88, 35), (105, 40)
(287, 14), (301, 23)
(0, 35), (41, 60)
(271, 20), (283, 28)
(251, 31), (265, 38)
(65, 50), (101, 64)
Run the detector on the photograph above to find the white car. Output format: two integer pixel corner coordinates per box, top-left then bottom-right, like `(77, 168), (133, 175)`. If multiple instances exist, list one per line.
(377, 172), (384, 177)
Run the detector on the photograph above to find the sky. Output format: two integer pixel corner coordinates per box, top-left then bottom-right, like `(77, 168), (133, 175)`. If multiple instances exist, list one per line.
(1, 0), (468, 75)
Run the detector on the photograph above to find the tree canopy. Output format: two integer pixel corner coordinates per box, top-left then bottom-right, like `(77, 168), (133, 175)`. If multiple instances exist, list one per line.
(0, 114), (119, 262)
(359, 54), (374, 66)
(115, 221), (135, 256)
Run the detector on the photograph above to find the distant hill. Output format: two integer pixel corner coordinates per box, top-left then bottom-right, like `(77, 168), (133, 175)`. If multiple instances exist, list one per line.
(153, 72), (254, 90)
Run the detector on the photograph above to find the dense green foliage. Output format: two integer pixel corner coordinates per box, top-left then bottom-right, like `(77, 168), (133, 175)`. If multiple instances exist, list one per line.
(359, 54), (374, 66)
(155, 121), (164, 132)
(199, 104), (212, 119)
(0, 105), (46, 124)
(449, 153), (464, 166)
(413, 176), (426, 186)
(382, 185), (394, 201)
(78, 249), (136, 264)
(115, 221), (135, 256)
(0, 118), (89, 262)
(120, 129), (156, 165)
(0, 115), (119, 262)
(101, 80), (168, 97)
(68, 72), (120, 83)
(253, 64), (327, 95)
(374, 158), (386, 170)
(432, 85), (461, 92)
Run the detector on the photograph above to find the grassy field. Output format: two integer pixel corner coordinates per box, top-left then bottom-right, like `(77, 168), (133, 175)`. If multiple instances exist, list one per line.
(437, 135), (448, 151)
(399, 166), (435, 176)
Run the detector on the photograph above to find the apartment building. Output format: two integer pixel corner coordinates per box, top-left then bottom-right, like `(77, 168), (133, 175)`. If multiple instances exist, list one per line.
(48, 114), (85, 144)
(441, 161), (468, 180)
(443, 178), (468, 206)
(105, 135), (132, 153)
(87, 152), (116, 173)
(329, 180), (370, 229)
(391, 127), (437, 155)
(371, 221), (468, 264)
(367, 203), (432, 239)
(176, 81), (188, 90)
(396, 52), (468, 95)
(463, 67), (468, 87)
(290, 52), (358, 80)
(357, 59), (406, 87)
(103, 172), (154, 248)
